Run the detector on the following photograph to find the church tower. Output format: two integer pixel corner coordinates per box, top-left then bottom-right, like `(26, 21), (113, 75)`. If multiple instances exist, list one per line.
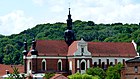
(64, 8), (76, 46)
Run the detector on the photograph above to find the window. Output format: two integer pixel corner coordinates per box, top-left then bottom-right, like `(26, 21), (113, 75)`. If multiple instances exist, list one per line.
(81, 48), (84, 56)
(42, 59), (46, 71)
(81, 62), (85, 70)
(110, 62), (113, 66)
(102, 62), (105, 69)
(107, 59), (109, 66)
(123, 59), (125, 65)
(99, 59), (101, 67)
(42, 62), (45, 71)
(29, 62), (31, 70)
(94, 62), (97, 67)
(81, 48), (84, 52)
(134, 66), (138, 73)
(58, 59), (62, 71)
(58, 62), (61, 71)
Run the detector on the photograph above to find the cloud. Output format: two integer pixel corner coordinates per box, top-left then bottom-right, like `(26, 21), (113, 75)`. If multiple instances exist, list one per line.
(0, 10), (36, 35)
(1, 0), (140, 35)
(71, 0), (140, 24)
(32, 0), (46, 6)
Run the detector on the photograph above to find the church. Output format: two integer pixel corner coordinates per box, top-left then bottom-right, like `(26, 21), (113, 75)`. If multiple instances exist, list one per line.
(22, 8), (138, 75)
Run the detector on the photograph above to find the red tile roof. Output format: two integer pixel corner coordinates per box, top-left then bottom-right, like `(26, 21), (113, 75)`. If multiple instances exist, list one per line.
(28, 40), (68, 56)
(88, 42), (137, 57)
(27, 40), (137, 57)
(0, 64), (24, 76)
(67, 41), (78, 56)
(67, 41), (137, 57)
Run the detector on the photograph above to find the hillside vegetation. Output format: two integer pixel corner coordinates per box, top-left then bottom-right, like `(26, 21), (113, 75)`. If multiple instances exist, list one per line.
(0, 20), (140, 64)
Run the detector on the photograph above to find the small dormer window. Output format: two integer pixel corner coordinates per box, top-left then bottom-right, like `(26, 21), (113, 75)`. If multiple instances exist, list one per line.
(81, 48), (84, 53)
(134, 66), (138, 73)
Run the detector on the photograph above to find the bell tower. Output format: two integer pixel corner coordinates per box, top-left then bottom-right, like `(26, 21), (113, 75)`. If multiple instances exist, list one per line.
(64, 8), (76, 46)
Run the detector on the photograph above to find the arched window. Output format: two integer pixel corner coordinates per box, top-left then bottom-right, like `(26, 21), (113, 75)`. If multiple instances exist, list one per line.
(80, 59), (86, 70)
(102, 62), (105, 69)
(98, 59), (101, 67)
(81, 62), (85, 70)
(42, 59), (46, 71)
(42, 62), (45, 70)
(58, 59), (62, 71)
(29, 62), (31, 70)
(94, 62), (97, 67)
(110, 62), (113, 66)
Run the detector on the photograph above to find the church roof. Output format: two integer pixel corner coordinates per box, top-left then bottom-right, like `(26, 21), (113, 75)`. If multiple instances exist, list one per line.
(88, 42), (137, 57)
(28, 40), (68, 56)
(27, 40), (137, 57)
(67, 41), (137, 57)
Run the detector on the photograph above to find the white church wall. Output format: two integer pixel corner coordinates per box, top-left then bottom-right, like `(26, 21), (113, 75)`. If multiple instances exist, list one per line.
(92, 57), (132, 65)
(74, 38), (91, 56)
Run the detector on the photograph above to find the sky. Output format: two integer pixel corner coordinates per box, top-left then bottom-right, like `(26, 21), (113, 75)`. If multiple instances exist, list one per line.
(0, 0), (140, 35)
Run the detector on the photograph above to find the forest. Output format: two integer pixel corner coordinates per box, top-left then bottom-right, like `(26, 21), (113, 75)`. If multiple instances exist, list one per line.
(0, 20), (140, 65)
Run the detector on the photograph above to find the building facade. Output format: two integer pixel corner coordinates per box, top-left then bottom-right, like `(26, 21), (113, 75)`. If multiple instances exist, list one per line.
(22, 8), (138, 75)
(121, 57), (140, 79)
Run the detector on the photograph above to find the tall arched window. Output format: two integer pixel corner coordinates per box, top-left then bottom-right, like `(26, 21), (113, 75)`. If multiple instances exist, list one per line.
(42, 59), (46, 71)
(29, 62), (31, 70)
(80, 59), (86, 70)
(94, 62), (97, 67)
(81, 62), (85, 70)
(58, 59), (62, 71)
(110, 62), (113, 66)
(58, 62), (61, 71)
(102, 62), (105, 69)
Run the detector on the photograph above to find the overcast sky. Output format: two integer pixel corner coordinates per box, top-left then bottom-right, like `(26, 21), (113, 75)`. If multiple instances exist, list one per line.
(0, 0), (140, 35)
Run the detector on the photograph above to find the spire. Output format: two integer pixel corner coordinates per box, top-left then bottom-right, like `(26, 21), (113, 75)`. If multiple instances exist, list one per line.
(22, 39), (28, 56)
(31, 38), (38, 55)
(64, 8), (76, 46)
(69, 8), (71, 16)
(32, 38), (36, 49)
(67, 8), (72, 30)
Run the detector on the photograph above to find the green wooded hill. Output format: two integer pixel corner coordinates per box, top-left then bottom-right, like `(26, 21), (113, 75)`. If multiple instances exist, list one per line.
(0, 20), (140, 65)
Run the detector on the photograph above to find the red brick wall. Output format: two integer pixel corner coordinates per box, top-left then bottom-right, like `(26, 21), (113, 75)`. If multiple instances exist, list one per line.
(28, 58), (68, 73)
(121, 62), (140, 79)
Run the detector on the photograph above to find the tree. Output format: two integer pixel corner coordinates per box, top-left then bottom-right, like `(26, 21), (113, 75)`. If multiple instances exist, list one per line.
(6, 66), (25, 79)
(86, 67), (106, 79)
(44, 73), (55, 79)
(106, 63), (123, 79)
(3, 44), (21, 65)
(68, 72), (99, 79)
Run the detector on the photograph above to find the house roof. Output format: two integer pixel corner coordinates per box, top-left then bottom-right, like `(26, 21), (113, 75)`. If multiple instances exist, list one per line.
(27, 40), (137, 57)
(0, 64), (24, 76)
(126, 57), (140, 63)
(28, 40), (68, 56)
